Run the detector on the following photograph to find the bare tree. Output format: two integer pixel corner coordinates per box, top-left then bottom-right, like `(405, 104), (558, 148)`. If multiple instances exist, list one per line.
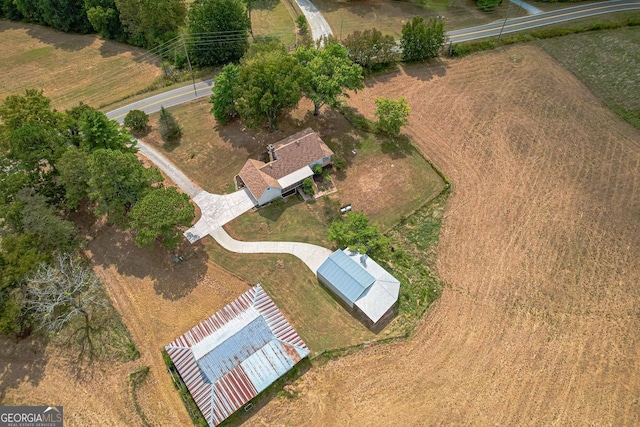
(25, 253), (108, 360)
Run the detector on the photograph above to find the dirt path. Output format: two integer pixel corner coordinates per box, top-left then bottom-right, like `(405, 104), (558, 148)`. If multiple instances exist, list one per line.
(246, 45), (640, 426)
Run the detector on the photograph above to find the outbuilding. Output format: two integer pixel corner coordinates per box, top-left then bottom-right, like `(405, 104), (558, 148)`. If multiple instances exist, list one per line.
(317, 249), (400, 330)
(165, 284), (309, 426)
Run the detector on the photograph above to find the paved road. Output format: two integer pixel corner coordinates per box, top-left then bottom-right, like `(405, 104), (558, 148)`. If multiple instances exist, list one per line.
(106, 80), (214, 124)
(447, 0), (640, 43)
(294, 0), (333, 42)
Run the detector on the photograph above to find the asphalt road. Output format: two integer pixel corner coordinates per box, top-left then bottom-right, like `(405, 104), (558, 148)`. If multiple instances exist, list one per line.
(447, 0), (640, 43)
(105, 0), (639, 120)
(295, 0), (334, 42)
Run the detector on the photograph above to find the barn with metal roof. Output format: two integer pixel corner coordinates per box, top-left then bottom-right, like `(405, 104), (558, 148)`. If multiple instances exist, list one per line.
(317, 249), (400, 328)
(165, 284), (309, 427)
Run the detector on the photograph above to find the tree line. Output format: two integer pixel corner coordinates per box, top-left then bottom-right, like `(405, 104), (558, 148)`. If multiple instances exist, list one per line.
(0, 90), (194, 337)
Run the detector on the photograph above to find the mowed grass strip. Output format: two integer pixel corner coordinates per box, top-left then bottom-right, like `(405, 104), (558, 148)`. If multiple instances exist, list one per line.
(0, 21), (161, 109)
(251, 0), (297, 48)
(313, 0), (525, 39)
(538, 26), (640, 129)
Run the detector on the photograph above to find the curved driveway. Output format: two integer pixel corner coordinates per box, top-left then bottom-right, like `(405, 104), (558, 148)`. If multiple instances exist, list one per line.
(295, 0), (333, 42)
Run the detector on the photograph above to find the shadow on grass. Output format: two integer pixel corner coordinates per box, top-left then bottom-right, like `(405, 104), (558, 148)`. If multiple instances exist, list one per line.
(88, 225), (209, 301)
(250, 0), (281, 11)
(364, 59), (448, 87)
(0, 336), (48, 401)
(380, 134), (417, 159)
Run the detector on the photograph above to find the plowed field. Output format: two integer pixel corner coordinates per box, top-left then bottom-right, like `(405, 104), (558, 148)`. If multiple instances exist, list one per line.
(247, 45), (640, 425)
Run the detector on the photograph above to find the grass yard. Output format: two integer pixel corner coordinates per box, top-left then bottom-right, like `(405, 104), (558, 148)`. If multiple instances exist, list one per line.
(538, 26), (640, 129)
(204, 240), (376, 350)
(251, 0), (298, 48)
(0, 21), (162, 109)
(314, 0), (526, 39)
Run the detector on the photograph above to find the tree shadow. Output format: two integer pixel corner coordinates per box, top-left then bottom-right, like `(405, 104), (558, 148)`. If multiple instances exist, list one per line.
(21, 22), (94, 52)
(0, 336), (49, 402)
(380, 134), (416, 159)
(363, 60), (448, 87)
(88, 225), (209, 301)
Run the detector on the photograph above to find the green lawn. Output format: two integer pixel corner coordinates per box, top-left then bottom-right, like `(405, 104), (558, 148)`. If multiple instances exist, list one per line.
(204, 241), (376, 351)
(539, 26), (640, 129)
(251, 0), (298, 48)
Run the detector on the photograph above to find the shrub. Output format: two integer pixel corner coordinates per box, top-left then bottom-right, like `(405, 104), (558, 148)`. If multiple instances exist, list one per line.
(302, 177), (315, 196)
(296, 14), (308, 35)
(158, 106), (182, 144)
(312, 164), (323, 175)
(332, 154), (346, 170)
(123, 110), (149, 135)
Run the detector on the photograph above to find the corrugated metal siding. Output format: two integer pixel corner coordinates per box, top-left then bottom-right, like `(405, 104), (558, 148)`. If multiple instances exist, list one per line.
(316, 250), (375, 303)
(165, 284), (309, 427)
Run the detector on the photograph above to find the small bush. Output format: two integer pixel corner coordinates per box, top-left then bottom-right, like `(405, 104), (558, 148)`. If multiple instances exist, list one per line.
(124, 110), (149, 135)
(302, 177), (315, 196)
(312, 164), (323, 175)
(297, 15), (308, 35)
(332, 154), (346, 170)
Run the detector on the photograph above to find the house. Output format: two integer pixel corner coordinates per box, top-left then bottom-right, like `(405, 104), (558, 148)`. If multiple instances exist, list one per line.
(235, 128), (333, 206)
(317, 249), (400, 330)
(165, 284), (309, 427)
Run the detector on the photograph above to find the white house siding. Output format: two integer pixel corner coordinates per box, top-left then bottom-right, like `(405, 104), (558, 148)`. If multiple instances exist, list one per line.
(257, 186), (283, 205)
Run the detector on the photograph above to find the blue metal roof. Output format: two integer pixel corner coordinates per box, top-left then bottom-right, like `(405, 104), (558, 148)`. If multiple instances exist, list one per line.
(196, 315), (273, 384)
(317, 250), (376, 303)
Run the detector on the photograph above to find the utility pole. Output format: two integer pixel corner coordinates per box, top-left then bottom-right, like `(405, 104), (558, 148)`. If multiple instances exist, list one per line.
(181, 35), (198, 97)
(498, 0), (513, 41)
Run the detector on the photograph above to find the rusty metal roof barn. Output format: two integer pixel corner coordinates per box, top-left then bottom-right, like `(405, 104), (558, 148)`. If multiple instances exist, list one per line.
(165, 284), (309, 427)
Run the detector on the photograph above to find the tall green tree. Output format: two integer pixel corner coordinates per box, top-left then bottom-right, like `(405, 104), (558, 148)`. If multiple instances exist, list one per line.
(39, 0), (93, 33)
(85, 0), (126, 40)
(158, 107), (182, 144)
(328, 211), (389, 257)
(343, 28), (398, 72)
(129, 186), (194, 249)
(115, 0), (186, 47)
(57, 148), (91, 209)
(187, 0), (250, 66)
(400, 17), (445, 62)
(87, 149), (162, 225)
(374, 97), (411, 136)
(294, 41), (364, 116)
(0, 89), (60, 131)
(209, 63), (240, 124)
(79, 109), (136, 152)
(235, 42), (309, 130)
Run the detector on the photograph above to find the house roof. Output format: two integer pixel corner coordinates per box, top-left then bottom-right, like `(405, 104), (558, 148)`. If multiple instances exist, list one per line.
(238, 159), (279, 201)
(317, 249), (400, 323)
(317, 249), (376, 304)
(261, 128), (333, 181)
(237, 128), (333, 200)
(165, 284), (309, 427)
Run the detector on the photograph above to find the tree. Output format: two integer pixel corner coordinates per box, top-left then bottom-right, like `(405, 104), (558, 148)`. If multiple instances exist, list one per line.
(187, 0), (251, 66)
(374, 97), (411, 136)
(124, 109), (149, 135)
(235, 42), (309, 130)
(0, 89), (59, 131)
(328, 211), (389, 257)
(115, 0), (186, 47)
(343, 28), (398, 72)
(296, 14), (308, 35)
(294, 41), (364, 116)
(38, 0), (93, 33)
(129, 186), (194, 249)
(14, 188), (78, 254)
(209, 64), (240, 125)
(158, 106), (182, 143)
(79, 109), (136, 152)
(87, 149), (162, 225)
(400, 17), (445, 62)
(57, 147), (91, 209)
(86, 0), (126, 40)
(25, 254), (109, 360)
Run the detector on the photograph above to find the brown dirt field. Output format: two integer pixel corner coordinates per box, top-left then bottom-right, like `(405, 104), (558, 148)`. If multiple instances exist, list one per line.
(245, 45), (640, 425)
